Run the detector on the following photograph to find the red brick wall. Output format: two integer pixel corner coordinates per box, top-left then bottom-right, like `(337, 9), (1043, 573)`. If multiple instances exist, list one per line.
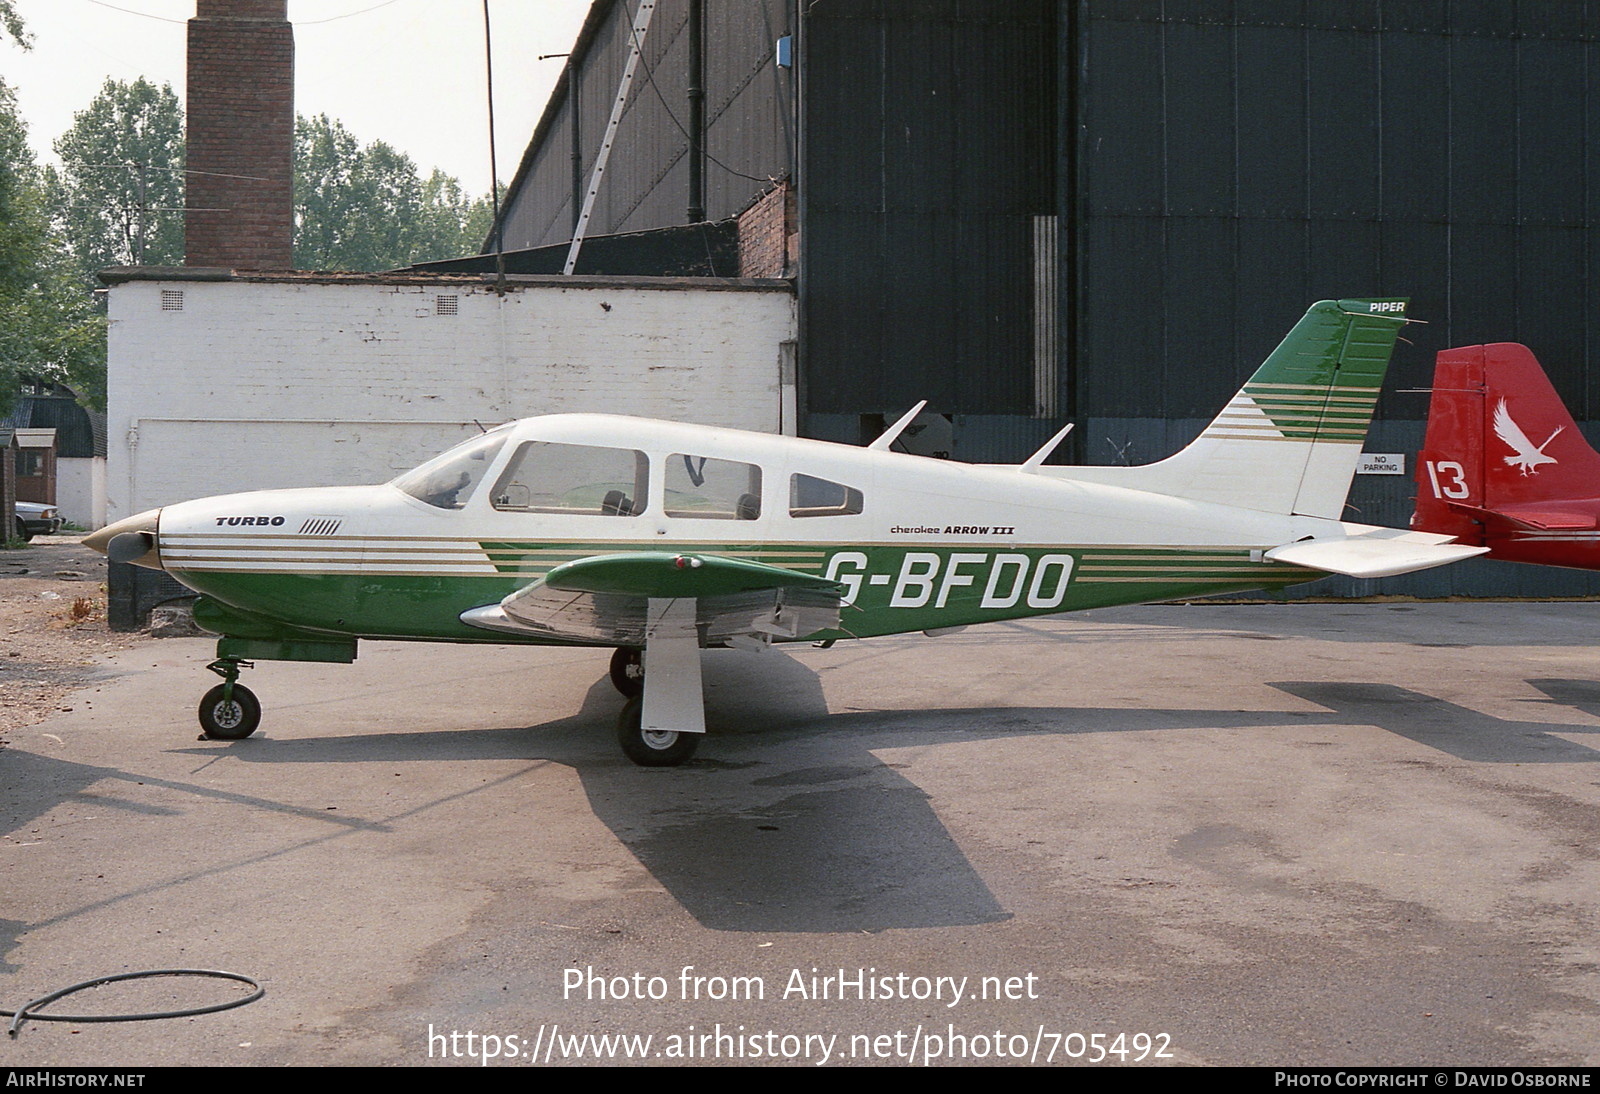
(185, 0), (294, 270)
(737, 183), (796, 278)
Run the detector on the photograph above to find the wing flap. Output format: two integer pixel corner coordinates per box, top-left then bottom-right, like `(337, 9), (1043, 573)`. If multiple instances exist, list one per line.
(543, 551), (845, 598)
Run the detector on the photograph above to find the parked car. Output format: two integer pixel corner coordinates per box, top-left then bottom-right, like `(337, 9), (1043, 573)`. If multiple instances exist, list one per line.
(14, 501), (62, 541)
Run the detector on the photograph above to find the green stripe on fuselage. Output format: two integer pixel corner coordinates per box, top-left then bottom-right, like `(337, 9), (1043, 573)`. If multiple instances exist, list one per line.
(170, 541), (1324, 647)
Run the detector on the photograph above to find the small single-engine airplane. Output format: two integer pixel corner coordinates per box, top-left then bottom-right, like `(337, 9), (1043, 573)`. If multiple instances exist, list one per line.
(1413, 341), (1600, 570)
(88, 298), (1485, 766)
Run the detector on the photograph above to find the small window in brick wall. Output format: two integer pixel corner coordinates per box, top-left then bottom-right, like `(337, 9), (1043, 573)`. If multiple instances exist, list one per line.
(435, 294), (459, 316)
(160, 290), (184, 311)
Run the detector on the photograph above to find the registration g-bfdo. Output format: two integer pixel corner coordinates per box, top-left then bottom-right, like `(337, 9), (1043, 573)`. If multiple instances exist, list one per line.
(824, 550), (1077, 610)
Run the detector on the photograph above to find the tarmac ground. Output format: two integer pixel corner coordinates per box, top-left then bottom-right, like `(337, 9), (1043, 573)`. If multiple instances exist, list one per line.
(2, 601), (1599, 1067)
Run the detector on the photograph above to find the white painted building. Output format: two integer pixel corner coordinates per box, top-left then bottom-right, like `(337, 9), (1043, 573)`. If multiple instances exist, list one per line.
(55, 455), (107, 529)
(103, 271), (797, 522)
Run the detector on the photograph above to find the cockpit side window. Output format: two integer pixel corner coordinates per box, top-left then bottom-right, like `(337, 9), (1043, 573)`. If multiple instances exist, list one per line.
(789, 473), (864, 517)
(490, 442), (649, 515)
(391, 432), (509, 510)
(664, 454), (762, 519)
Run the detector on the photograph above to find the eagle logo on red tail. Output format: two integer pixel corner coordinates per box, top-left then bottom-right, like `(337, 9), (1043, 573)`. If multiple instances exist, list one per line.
(1493, 398), (1563, 475)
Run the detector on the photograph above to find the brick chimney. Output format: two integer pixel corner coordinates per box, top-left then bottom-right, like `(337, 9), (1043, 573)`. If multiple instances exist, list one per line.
(185, 0), (294, 269)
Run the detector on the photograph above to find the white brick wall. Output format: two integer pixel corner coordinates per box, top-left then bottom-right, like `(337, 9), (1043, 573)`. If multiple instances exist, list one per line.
(54, 457), (106, 529)
(106, 278), (795, 518)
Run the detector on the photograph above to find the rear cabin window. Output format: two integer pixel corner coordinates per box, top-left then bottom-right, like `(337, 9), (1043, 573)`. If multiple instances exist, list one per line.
(789, 474), (864, 518)
(491, 442), (649, 515)
(664, 454), (762, 520)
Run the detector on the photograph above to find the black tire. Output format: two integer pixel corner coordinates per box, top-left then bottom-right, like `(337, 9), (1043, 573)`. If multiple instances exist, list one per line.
(198, 683), (260, 739)
(616, 696), (698, 767)
(608, 646), (644, 697)
(13, 517), (31, 543)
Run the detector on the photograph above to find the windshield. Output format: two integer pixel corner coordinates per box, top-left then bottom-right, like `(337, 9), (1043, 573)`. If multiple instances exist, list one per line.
(391, 428), (510, 510)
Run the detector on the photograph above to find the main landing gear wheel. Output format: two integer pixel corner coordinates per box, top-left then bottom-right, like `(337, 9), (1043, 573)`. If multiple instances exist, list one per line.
(616, 696), (698, 767)
(198, 683), (260, 739)
(609, 647), (644, 697)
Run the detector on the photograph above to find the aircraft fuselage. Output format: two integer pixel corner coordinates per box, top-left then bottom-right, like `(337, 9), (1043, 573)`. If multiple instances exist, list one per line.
(121, 413), (1332, 645)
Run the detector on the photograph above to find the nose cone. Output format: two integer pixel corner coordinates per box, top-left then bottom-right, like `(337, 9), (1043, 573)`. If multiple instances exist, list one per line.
(84, 508), (163, 569)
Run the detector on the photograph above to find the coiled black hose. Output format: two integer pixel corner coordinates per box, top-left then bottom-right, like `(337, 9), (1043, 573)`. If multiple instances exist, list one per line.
(4, 968), (264, 1037)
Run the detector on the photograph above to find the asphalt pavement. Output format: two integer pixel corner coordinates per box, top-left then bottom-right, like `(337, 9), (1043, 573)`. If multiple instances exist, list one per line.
(3, 602), (1599, 1067)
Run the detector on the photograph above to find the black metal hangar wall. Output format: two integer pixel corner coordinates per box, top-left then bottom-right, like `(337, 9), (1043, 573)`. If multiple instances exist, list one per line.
(1074, 2), (1600, 596)
(493, 1), (1600, 597)
(797, 0), (1057, 428)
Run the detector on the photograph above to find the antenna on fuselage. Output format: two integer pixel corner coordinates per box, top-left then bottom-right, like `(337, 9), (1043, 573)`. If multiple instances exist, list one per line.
(868, 400), (928, 451)
(1019, 421), (1075, 473)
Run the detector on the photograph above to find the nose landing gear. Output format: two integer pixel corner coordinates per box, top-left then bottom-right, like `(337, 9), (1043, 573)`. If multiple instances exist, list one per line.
(199, 658), (260, 739)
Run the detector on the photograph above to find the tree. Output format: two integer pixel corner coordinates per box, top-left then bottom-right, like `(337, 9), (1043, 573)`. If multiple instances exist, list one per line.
(48, 78), (185, 283)
(463, 184), (500, 253)
(294, 114), (493, 271)
(1, 0), (28, 49)
(0, 79), (105, 412)
(294, 114), (420, 271)
(415, 169), (496, 264)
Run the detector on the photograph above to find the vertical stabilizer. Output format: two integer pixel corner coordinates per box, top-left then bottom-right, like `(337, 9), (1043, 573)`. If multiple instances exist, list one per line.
(1415, 343), (1600, 540)
(1048, 299), (1408, 518)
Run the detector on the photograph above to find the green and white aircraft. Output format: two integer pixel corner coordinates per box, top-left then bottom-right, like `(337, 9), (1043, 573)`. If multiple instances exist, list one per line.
(88, 298), (1483, 766)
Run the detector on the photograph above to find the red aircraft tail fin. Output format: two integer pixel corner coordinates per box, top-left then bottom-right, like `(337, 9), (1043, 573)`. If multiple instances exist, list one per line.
(1415, 344), (1600, 542)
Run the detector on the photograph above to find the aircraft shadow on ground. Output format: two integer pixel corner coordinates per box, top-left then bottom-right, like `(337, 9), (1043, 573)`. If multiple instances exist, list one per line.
(165, 659), (1600, 932)
(1270, 682), (1600, 764)
(14, 659), (1599, 939)
(1523, 678), (1600, 724)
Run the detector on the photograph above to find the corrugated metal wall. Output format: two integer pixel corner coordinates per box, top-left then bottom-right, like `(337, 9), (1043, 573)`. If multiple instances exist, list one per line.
(1076, 1), (1600, 425)
(497, 0), (793, 252)
(799, 0), (1057, 418)
(1073, 1), (1600, 596)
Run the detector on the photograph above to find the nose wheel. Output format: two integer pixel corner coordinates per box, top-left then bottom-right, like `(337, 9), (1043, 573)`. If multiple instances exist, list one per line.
(199, 658), (260, 739)
(199, 683), (260, 739)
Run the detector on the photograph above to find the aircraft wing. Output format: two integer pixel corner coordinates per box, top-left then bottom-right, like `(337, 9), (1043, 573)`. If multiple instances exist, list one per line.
(1264, 528), (1489, 579)
(460, 552), (846, 646)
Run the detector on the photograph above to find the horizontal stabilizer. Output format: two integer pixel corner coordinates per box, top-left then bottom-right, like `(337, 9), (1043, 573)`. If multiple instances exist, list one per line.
(1265, 528), (1489, 579)
(1445, 502), (1598, 532)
